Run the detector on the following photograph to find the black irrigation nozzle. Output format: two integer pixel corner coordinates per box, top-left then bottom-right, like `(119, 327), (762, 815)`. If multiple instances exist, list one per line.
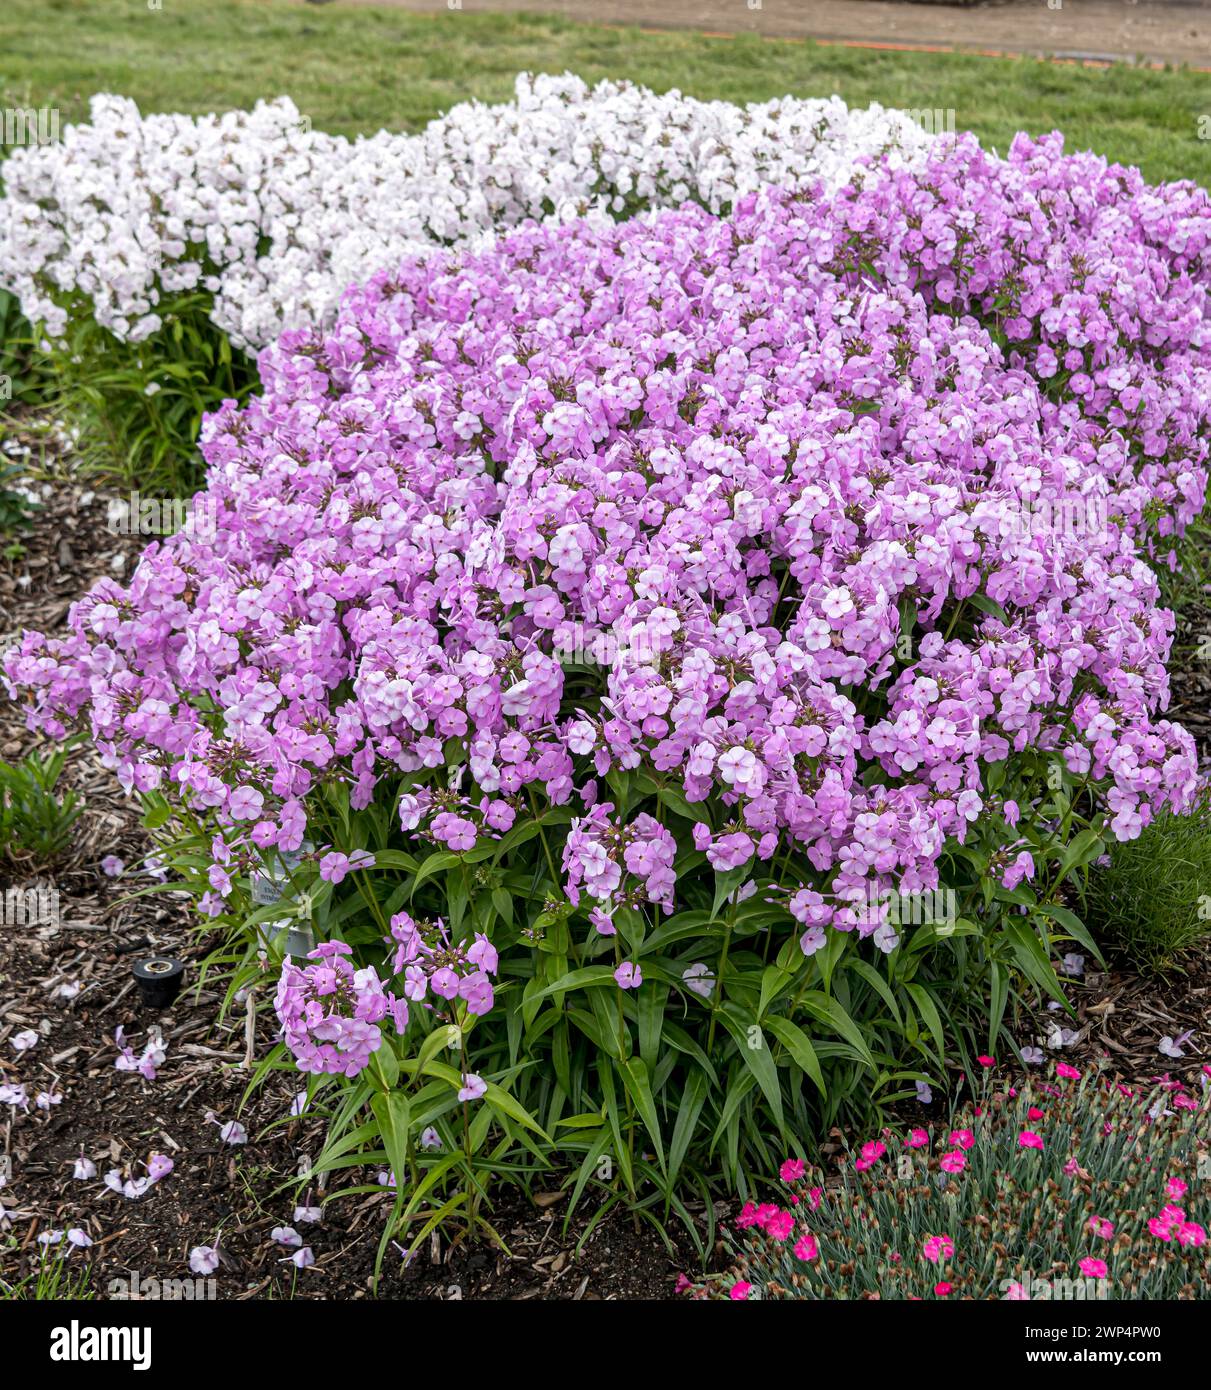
(131, 956), (186, 1009)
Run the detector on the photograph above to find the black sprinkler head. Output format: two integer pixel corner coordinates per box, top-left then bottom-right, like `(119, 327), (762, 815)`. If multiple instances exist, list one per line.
(131, 956), (186, 1009)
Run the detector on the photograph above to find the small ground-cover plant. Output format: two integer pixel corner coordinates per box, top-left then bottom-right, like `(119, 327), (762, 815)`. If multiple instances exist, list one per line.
(0, 286), (50, 531)
(681, 1062), (1209, 1299)
(0, 744), (82, 866)
(0, 1243), (97, 1301)
(1085, 788), (1211, 974)
(0, 286), (52, 410)
(0, 460), (37, 538)
(46, 289), (257, 495)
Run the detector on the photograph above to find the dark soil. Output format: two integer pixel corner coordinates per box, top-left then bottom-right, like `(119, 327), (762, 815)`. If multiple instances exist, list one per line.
(1021, 944), (1210, 1081)
(0, 915), (698, 1299)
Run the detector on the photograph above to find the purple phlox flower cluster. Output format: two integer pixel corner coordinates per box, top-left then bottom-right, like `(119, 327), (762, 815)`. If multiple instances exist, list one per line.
(398, 784), (520, 851)
(389, 911), (498, 1016)
(274, 940), (409, 1076)
(562, 801), (677, 920)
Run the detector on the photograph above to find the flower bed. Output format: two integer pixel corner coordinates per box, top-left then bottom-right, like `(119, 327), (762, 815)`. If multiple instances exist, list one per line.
(5, 126), (1209, 1239)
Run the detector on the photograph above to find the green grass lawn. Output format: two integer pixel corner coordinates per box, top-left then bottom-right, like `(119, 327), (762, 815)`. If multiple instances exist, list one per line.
(1, 0), (1209, 185)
